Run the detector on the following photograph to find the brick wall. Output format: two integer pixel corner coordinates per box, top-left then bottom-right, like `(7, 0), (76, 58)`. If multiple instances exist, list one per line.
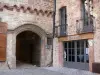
(55, 0), (81, 35)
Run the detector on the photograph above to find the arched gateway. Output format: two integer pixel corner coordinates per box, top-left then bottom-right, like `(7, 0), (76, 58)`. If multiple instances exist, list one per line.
(16, 31), (41, 67)
(7, 24), (47, 68)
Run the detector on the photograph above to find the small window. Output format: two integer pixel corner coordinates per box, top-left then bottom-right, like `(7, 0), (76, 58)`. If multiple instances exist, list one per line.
(47, 38), (52, 49)
(47, 38), (52, 45)
(0, 18), (2, 22)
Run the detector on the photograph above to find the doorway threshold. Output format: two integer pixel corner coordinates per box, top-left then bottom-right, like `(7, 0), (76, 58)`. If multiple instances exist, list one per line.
(16, 61), (37, 69)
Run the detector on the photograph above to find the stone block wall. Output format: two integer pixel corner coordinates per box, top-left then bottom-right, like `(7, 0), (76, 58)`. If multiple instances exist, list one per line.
(0, 0), (53, 11)
(0, 0), (53, 69)
(93, 0), (100, 63)
(0, 0), (53, 34)
(53, 0), (100, 71)
(55, 0), (81, 35)
(53, 0), (82, 67)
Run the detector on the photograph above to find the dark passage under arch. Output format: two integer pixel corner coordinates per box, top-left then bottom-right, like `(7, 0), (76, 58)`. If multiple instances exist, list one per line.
(16, 31), (41, 67)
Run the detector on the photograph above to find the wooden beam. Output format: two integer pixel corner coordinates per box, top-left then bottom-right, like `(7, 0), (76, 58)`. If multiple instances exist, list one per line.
(58, 33), (94, 42)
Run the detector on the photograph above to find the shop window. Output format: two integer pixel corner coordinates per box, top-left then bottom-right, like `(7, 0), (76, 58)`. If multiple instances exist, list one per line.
(64, 40), (89, 63)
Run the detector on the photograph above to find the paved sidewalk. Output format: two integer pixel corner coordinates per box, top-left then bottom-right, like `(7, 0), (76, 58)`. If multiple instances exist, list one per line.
(44, 67), (100, 75)
(0, 68), (64, 75)
(0, 67), (99, 75)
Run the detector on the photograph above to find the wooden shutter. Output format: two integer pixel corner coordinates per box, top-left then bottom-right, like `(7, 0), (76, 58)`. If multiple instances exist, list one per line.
(0, 22), (7, 61)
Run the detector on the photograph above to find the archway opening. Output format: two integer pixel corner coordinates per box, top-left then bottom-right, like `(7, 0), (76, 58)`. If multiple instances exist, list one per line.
(16, 31), (41, 68)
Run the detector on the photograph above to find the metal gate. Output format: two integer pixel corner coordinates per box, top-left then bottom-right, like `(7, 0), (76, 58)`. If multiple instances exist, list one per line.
(64, 40), (89, 70)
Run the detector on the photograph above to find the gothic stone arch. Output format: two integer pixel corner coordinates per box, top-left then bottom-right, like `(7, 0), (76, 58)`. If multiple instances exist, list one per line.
(7, 24), (47, 68)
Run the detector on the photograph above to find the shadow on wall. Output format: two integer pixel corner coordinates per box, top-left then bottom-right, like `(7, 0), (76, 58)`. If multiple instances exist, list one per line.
(16, 31), (41, 67)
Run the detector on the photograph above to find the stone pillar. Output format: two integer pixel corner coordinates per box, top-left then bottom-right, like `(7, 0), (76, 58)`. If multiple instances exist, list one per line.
(7, 31), (16, 69)
(92, 0), (100, 73)
(93, 0), (100, 64)
(53, 38), (63, 67)
(53, 38), (59, 67)
(40, 37), (47, 67)
(88, 39), (94, 72)
(58, 41), (64, 67)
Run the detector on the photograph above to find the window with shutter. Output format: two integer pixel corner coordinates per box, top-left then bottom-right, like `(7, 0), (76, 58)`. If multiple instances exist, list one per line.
(0, 22), (7, 61)
(60, 6), (67, 25)
(81, 0), (90, 26)
(59, 6), (67, 36)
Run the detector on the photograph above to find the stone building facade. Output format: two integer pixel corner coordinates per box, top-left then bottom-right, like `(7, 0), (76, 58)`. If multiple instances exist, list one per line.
(0, 0), (53, 69)
(53, 0), (100, 73)
(0, 0), (100, 73)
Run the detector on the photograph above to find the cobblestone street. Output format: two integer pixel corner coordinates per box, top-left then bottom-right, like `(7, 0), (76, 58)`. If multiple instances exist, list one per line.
(0, 67), (99, 75)
(0, 68), (63, 75)
(0, 0), (100, 74)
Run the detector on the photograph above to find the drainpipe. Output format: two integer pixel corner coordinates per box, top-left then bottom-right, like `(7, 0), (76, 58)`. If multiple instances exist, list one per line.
(52, 0), (56, 66)
(53, 0), (56, 38)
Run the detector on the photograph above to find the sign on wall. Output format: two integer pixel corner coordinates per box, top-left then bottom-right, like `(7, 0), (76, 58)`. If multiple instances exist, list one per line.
(68, 35), (81, 41)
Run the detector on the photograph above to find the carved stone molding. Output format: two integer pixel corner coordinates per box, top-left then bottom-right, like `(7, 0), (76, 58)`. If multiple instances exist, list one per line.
(0, 2), (53, 17)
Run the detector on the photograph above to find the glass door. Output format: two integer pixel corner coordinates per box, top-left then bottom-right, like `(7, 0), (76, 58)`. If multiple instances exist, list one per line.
(64, 40), (89, 70)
